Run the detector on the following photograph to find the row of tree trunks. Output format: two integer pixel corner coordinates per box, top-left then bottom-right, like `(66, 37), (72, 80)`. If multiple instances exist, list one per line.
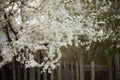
(0, 53), (119, 80)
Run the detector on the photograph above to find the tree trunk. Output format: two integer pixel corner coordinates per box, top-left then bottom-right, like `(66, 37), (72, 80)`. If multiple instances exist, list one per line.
(108, 56), (113, 80)
(115, 53), (120, 80)
(91, 61), (95, 80)
(80, 54), (84, 80)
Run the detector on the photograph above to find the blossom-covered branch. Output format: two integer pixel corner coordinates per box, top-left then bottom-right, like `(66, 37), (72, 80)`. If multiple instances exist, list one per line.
(0, 0), (119, 73)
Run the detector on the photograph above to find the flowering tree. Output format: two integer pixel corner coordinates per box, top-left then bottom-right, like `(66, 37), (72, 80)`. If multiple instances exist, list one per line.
(0, 0), (119, 73)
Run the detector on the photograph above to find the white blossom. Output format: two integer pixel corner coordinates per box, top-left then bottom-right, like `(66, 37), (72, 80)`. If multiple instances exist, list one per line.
(0, 0), (117, 72)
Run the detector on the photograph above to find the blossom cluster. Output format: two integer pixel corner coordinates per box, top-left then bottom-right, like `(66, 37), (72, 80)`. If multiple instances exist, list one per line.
(0, 0), (118, 72)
